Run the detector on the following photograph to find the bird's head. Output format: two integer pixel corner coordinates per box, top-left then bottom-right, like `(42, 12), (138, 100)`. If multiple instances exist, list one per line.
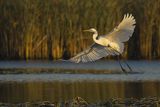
(83, 28), (97, 33)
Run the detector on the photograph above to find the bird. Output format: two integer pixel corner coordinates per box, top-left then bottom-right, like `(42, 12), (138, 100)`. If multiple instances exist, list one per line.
(69, 13), (136, 73)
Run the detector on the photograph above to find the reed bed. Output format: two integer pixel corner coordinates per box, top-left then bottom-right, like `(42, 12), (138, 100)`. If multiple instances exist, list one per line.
(0, 0), (160, 60)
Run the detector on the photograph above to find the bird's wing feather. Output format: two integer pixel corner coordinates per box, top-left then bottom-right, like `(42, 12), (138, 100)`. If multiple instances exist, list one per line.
(70, 43), (119, 63)
(105, 14), (136, 43)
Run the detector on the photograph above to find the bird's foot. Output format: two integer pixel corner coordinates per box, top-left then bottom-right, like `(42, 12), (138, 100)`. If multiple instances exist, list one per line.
(121, 68), (128, 74)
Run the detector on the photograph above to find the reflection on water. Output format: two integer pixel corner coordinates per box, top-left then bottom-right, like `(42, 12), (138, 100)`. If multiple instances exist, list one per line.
(0, 81), (159, 103)
(0, 61), (160, 103)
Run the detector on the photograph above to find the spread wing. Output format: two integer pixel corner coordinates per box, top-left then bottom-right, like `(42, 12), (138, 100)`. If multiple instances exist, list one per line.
(69, 43), (119, 63)
(105, 13), (136, 43)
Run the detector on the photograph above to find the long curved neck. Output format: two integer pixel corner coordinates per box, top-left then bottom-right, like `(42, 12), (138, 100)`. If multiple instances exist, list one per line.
(92, 31), (99, 43)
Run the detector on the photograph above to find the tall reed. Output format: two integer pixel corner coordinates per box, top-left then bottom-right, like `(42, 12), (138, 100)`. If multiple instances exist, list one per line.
(0, 0), (159, 60)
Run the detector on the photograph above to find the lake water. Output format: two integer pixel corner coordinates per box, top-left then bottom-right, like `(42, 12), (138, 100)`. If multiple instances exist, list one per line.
(0, 60), (160, 103)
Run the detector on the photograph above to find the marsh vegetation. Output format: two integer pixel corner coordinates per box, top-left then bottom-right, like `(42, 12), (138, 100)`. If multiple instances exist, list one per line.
(0, 0), (160, 60)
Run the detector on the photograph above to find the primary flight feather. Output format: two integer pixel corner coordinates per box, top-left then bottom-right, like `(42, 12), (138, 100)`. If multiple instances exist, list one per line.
(70, 14), (136, 63)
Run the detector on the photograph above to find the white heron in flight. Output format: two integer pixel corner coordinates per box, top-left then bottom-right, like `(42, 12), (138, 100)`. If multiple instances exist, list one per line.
(69, 14), (136, 73)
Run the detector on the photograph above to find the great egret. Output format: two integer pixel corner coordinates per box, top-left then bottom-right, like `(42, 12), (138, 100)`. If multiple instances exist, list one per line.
(69, 14), (136, 73)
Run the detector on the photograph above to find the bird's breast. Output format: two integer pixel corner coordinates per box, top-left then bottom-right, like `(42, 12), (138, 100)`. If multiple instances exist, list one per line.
(96, 37), (110, 46)
(97, 38), (120, 52)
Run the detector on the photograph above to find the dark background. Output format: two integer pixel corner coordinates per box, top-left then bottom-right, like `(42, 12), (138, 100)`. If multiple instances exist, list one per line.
(0, 0), (159, 60)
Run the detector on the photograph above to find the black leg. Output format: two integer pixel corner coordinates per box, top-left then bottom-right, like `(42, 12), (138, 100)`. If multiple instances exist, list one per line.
(118, 54), (132, 72)
(117, 55), (128, 74)
(122, 59), (133, 72)
(107, 47), (128, 74)
(109, 47), (133, 73)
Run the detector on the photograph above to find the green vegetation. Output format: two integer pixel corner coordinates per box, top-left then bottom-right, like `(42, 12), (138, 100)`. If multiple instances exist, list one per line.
(0, 0), (160, 60)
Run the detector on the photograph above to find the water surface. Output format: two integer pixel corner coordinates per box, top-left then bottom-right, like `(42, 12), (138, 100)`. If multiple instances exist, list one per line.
(0, 61), (159, 103)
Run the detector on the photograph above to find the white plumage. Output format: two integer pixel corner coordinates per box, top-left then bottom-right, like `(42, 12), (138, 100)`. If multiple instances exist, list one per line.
(70, 14), (136, 63)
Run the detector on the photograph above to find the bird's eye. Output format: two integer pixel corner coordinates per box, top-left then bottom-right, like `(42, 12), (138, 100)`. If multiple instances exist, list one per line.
(96, 36), (99, 40)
